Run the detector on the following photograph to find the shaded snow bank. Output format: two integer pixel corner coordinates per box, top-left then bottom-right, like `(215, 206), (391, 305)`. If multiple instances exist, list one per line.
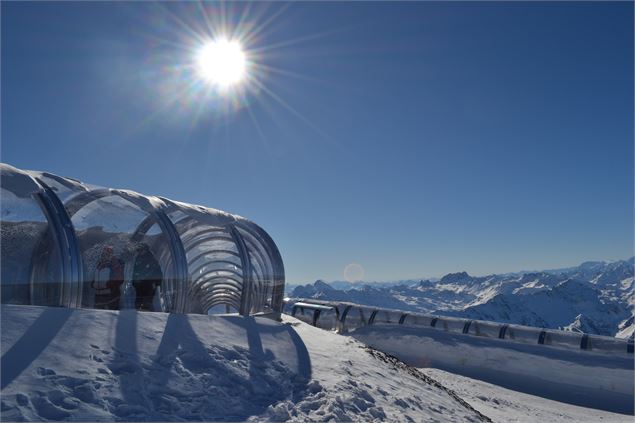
(349, 324), (634, 415)
(1, 305), (487, 422)
(421, 368), (632, 423)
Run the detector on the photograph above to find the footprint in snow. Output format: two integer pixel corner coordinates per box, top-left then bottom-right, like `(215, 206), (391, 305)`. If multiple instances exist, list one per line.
(36, 367), (56, 376)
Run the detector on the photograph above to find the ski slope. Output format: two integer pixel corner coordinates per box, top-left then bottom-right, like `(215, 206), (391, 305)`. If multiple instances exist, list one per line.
(1, 305), (630, 422)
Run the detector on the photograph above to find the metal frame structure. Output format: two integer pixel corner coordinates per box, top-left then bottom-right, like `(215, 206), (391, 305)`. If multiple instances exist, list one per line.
(287, 299), (634, 355)
(1, 163), (284, 317)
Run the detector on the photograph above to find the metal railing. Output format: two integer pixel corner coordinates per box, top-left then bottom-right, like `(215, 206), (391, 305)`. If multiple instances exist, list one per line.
(285, 298), (634, 355)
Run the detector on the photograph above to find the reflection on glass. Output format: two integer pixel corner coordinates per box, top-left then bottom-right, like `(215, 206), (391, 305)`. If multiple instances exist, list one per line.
(0, 164), (285, 317)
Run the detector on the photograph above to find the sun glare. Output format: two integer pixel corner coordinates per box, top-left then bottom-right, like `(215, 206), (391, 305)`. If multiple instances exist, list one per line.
(147, 3), (327, 128)
(196, 38), (247, 89)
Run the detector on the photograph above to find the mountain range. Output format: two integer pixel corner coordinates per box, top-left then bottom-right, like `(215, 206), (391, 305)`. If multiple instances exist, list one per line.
(288, 258), (634, 338)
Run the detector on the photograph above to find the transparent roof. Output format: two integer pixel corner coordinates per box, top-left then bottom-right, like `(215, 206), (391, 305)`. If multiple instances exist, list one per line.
(0, 163), (284, 316)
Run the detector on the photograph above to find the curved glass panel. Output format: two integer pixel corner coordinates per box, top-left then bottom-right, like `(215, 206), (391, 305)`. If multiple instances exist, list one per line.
(315, 306), (339, 331)
(30, 171), (92, 204)
(0, 164), (285, 317)
(236, 224), (277, 314)
(291, 305), (315, 325)
(542, 330), (584, 350)
(586, 335), (629, 354)
(282, 299), (296, 315)
(1, 165), (63, 306)
(166, 211), (244, 315)
(402, 314), (436, 327)
(504, 324), (545, 344)
(372, 310), (404, 325)
(467, 320), (502, 338)
(342, 306), (371, 332)
(66, 192), (176, 311)
(435, 316), (467, 334)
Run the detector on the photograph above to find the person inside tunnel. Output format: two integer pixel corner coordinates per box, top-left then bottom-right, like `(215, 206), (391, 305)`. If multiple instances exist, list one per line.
(92, 245), (124, 310)
(1, 164), (285, 316)
(132, 243), (163, 311)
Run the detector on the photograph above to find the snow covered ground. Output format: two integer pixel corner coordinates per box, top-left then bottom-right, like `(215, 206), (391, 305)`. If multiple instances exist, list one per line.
(1, 305), (488, 421)
(420, 368), (632, 423)
(349, 324), (634, 415)
(1, 305), (631, 422)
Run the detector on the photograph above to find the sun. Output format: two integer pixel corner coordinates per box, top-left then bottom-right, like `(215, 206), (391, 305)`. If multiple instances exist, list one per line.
(196, 38), (247, 89)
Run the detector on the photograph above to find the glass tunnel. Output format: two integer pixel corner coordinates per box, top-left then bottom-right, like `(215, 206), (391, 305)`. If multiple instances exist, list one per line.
(0, 163), (285, 317)
(286, 299), (634, 355)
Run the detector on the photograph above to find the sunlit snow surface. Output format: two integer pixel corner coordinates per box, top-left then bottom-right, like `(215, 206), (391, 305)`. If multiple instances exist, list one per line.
(0, 305), (630, 422)
(1, 305), (485, 422)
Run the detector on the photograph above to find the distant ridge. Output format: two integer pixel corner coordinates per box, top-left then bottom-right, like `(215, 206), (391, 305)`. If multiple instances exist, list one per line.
(288, 258), (634, 337)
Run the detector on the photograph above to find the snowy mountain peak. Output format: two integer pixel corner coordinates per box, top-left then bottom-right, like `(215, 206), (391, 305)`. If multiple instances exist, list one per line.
(313, 280), (335, 291)
(440, 271), (472, 284)
(577, 261), (607, 270)
(553, 278), (596, 294)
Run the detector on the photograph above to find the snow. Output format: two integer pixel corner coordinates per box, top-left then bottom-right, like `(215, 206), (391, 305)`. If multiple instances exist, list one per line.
(348, 323), (634, 415)
(420, 368), (632, 423)
(3, 304), (633, 421)
(2, 305), (490, 422)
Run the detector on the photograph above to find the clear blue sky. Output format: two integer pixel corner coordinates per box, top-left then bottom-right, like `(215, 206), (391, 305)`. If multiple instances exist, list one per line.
(2, 2), (633, 283)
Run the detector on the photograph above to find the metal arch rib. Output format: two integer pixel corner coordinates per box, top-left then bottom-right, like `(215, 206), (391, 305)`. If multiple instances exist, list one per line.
(229, 224), (252, 316)
(192, 267), (244, 284)
(62, 188), (111, 216)
(131, 214), (157, 241)
(111, 192), (189, 313)
(64, 189), (190, 313)
(498, 324), (509, 339)
(186, 249), (241, 267)
(338, 305), (353, 333)
(198, 288), (244, 307)
(33, 178), (84, 308)
(312, 309), (321, 327)
(116, 197), (189, 313)
(192, 277), (244, 295)
(233, 221), (285, 314)
(180, 227), (233, 244)
(368, 310), (378, 325)
(152, 207), (189, 313)
(182, 234), (236, 250)
(189, 260), (243, 282)
(202, 295), (242, 312)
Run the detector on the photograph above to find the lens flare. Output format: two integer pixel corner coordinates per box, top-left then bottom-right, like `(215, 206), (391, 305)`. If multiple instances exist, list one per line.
(343, 263), (365, 283)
